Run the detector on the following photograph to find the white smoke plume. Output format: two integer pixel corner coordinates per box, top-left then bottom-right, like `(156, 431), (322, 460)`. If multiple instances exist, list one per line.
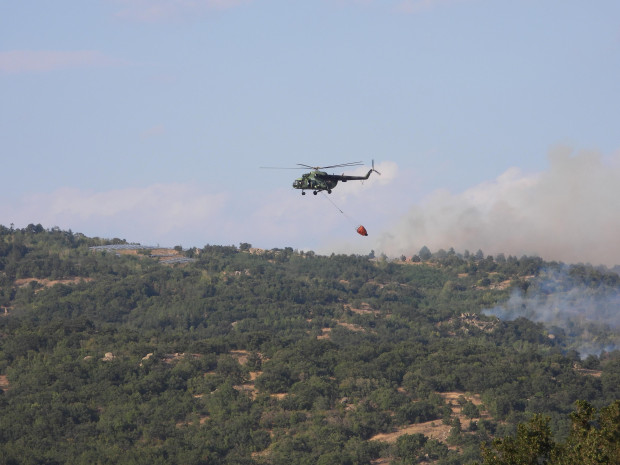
(376, 147), (620, 267)
(483, 267), (620, 357)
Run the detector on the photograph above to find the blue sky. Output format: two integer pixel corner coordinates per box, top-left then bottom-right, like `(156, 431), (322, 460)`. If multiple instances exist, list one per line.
(2, 0), (620, 265)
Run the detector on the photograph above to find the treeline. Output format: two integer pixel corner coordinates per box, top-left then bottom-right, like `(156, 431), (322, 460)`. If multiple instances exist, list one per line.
(475, 400), (620, 465)
(0, 225), (619, 464)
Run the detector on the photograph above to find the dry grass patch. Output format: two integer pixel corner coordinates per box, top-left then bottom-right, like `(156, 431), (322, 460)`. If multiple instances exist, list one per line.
(230, 349), (250, 365)
(371, 391), (487, 445)
(14, 277), (93, 288)
(0, 375), (9, 391)
(440, 391), (484, 408)
(317, 322), (367, 340)
(371, 420), (452, 444)
(574, 367), (602, 377)
(344, 302), (380, 315)
(162, 352), (201, 364)
(234, 384), (258, 398)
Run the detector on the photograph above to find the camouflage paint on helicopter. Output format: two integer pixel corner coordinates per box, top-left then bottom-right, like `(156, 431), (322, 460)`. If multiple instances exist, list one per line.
(291, 161), (380, 195)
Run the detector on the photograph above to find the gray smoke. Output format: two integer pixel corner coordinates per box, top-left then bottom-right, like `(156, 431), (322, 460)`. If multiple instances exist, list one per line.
(483, 267), (620, 357)
(376, 147), (620, 267)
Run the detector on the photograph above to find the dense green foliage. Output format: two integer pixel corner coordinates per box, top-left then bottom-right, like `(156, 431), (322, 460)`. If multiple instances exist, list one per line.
(476, 400), (620, 465)
(1, 224), (619, 464)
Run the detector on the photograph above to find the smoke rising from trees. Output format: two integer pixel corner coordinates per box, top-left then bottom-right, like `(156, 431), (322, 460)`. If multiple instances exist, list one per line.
(483, 267), (620, 357)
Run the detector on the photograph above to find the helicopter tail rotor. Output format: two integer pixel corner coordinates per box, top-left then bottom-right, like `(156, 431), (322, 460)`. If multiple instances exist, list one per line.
(371, 160), (381, 176)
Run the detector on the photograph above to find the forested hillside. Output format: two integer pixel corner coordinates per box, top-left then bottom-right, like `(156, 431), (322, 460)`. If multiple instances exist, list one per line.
(1, 224), (619, 464)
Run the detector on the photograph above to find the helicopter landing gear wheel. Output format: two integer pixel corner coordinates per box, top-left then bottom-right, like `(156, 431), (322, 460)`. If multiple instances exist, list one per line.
(313, 191), (318, 195)
(327, 189), (332, 194)
(302, 191), (306, 195)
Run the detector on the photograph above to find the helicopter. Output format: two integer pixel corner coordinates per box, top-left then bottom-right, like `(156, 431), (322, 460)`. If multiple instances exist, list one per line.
(262, 160), (381, 195)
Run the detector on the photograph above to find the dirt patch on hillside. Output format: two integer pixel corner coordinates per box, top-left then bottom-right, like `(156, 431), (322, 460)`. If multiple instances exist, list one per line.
(439, 314), (498, 334)
(113, 248), (138, 255)
(371, 420), (452, 444)
(440, 391), (485, 413)
(318, 322), (366, 339)
(344, 302), (379, 315)
(161, 352), (201, 364)
(150, 248), (180, 256)
(14, 277), (93, 288)
(574, 367), (602, 377)
(230, 350), (250, 365)
(371, 391), (486, 444)
(235, 383), (258, 398)
(0, 375), (9, 391)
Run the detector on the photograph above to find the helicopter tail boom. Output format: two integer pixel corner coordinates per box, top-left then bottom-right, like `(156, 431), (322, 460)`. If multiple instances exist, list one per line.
(335, 160), (380, 181)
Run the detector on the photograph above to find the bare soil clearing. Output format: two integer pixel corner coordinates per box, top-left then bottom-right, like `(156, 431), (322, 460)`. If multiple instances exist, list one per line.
(370, 391), (487, 444)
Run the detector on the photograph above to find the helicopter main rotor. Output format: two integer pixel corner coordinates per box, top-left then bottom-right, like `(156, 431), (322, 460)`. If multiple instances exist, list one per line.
(296, 161), (364, 171)
(260, 161), (364, 170)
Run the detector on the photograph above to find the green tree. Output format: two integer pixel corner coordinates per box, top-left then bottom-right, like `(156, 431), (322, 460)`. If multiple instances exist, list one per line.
(463, 400), (481, 419)
(477, 401), (620, 465)
(558, 400), (620, 465)
(396, 433), (427, 462)
(419, 246), (432, 260)
(478, 414), (556, 465)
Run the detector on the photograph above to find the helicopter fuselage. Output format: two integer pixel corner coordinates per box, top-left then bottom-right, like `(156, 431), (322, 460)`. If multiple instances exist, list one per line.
(293, 169), (374, 195)
(293, 171), (338, 193)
